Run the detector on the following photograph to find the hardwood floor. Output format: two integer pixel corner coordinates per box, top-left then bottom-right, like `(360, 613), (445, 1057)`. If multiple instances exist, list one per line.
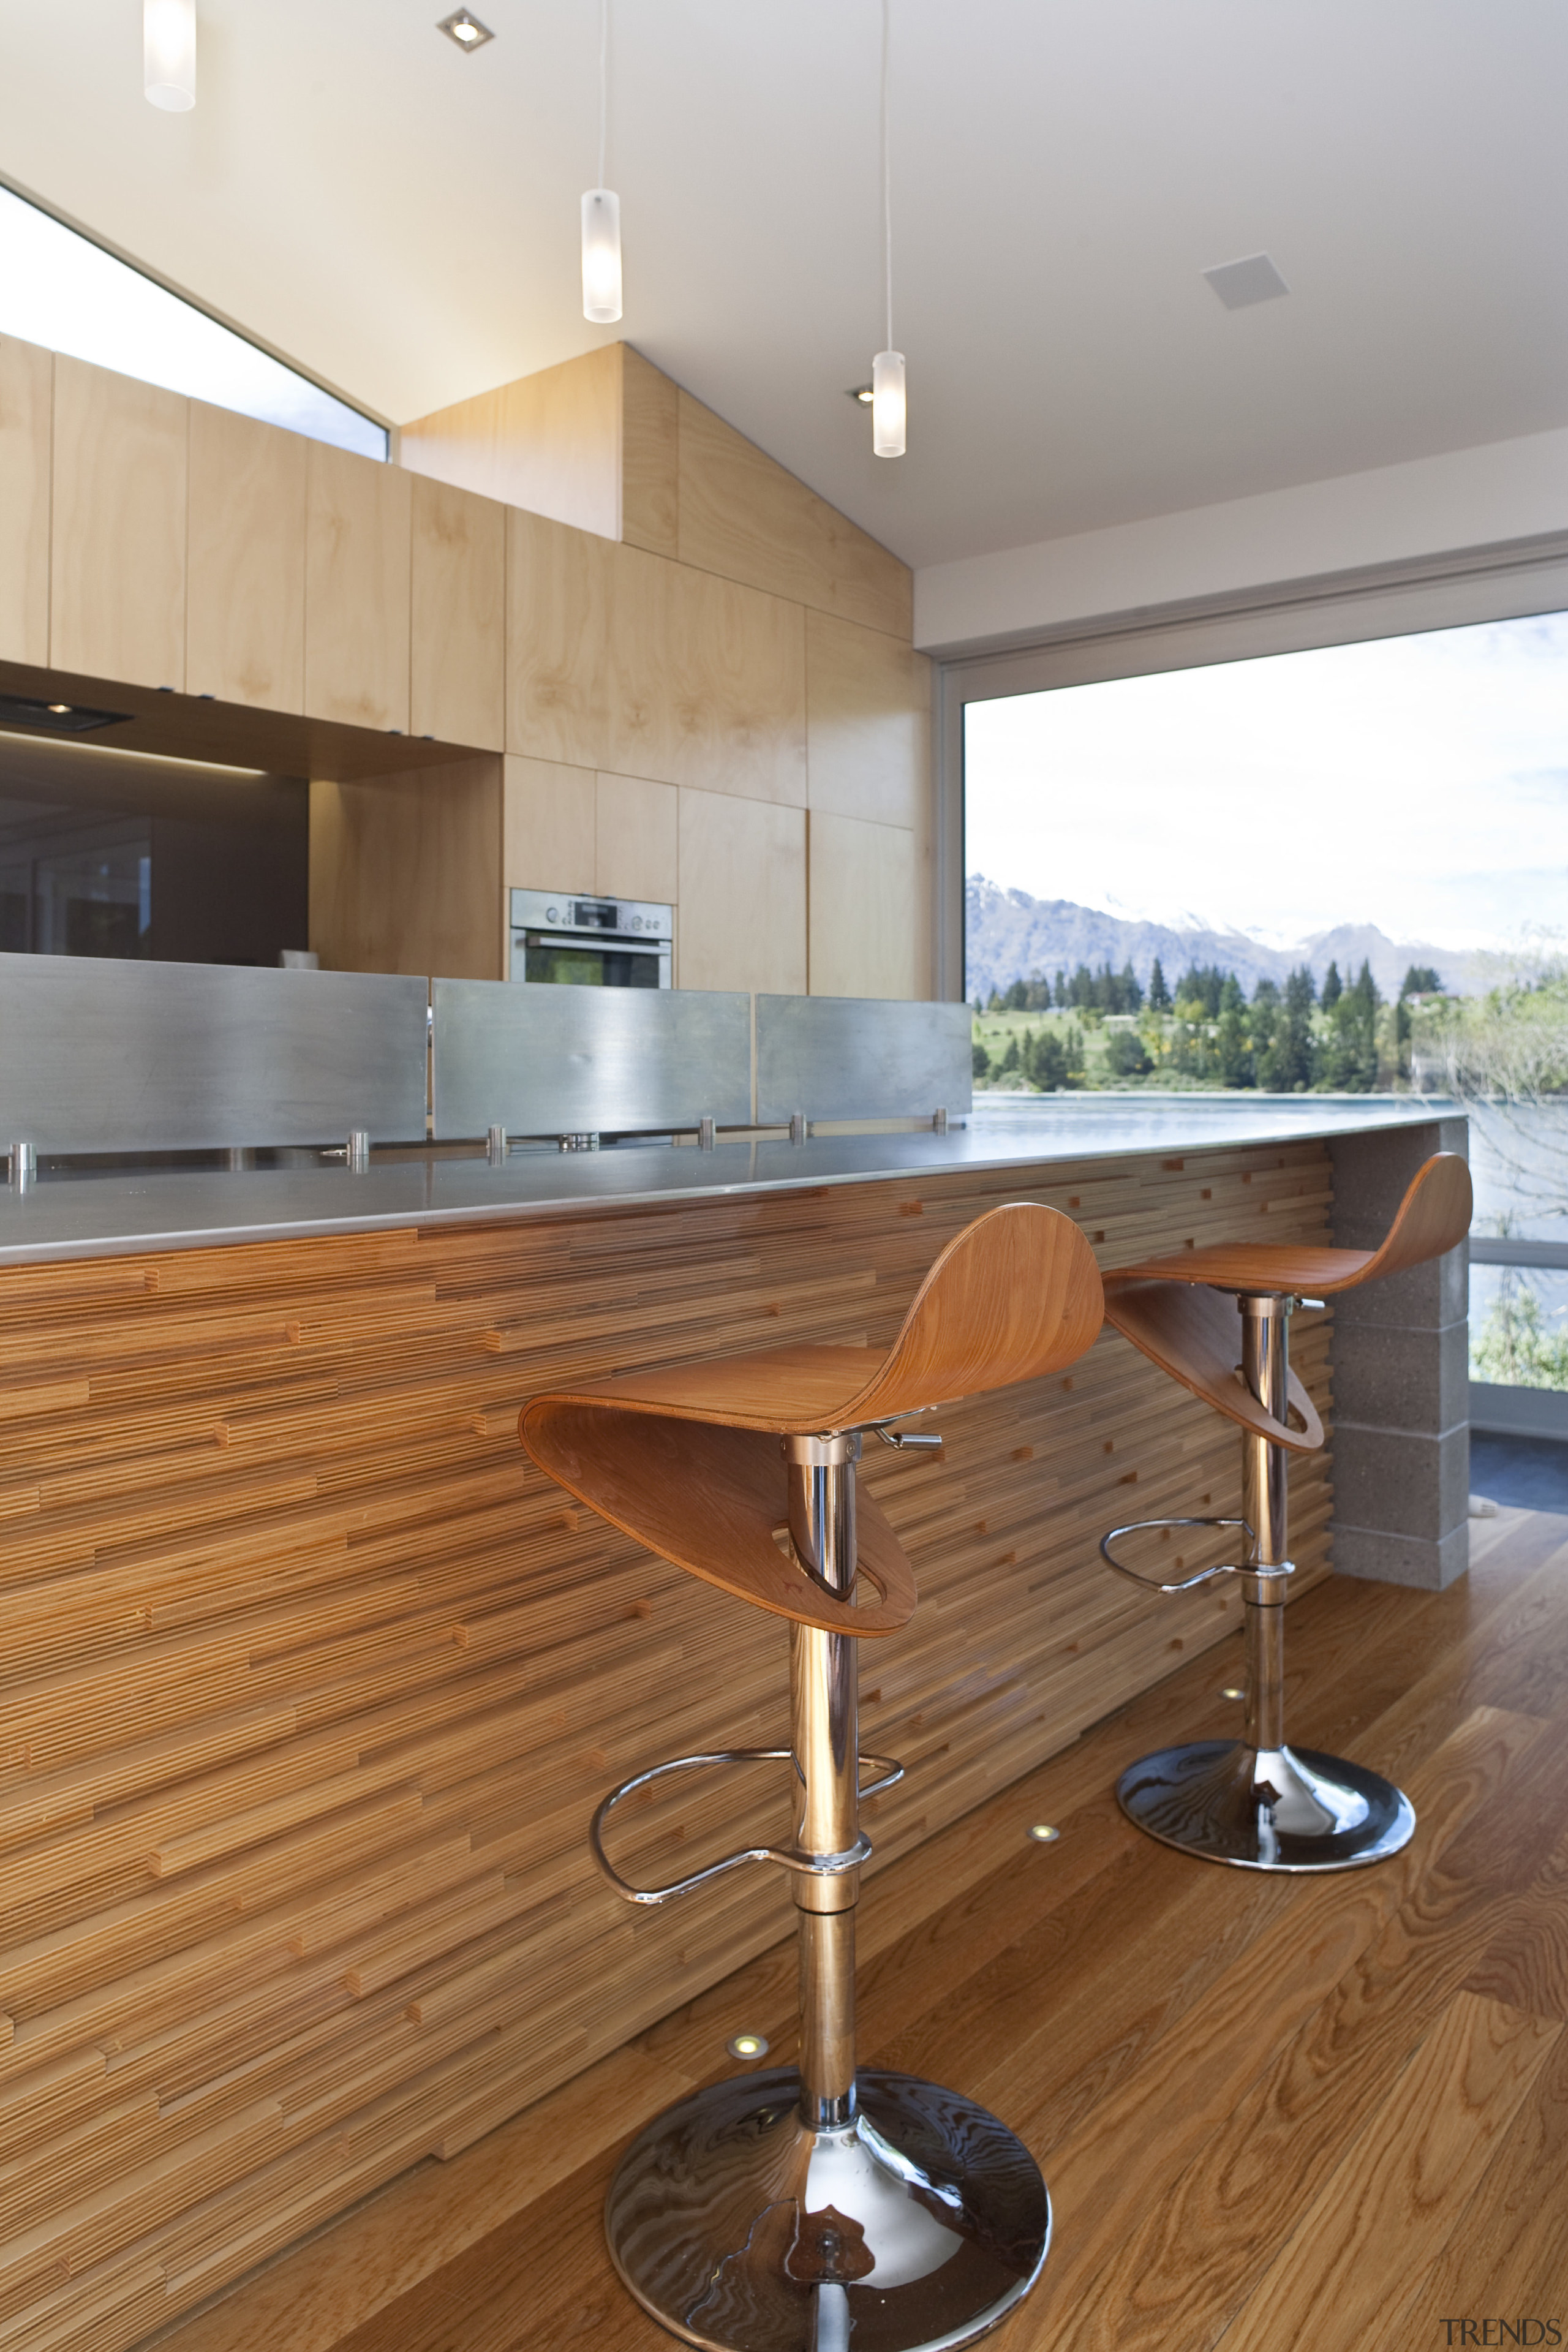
(156, 1504), (1568, 2352)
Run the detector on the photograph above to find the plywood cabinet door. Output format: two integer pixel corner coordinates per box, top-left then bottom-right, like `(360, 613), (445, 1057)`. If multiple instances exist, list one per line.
(187, 401), (307, 712)
(808, 810), (925, 1000)
(508, 508), (807, 804)
(806, 611), (931, 829)
(596, 771), (678, 903)
(502, 754), (597, 895)
(620, 346), (680, 560)
(677, 788), (805, 993)
(677, 390), (912, 638)
(410, 474), (505, 750)
(305, 444), (412, 733)
(50, 355), (187, 690)
(0, 333), (51, 666)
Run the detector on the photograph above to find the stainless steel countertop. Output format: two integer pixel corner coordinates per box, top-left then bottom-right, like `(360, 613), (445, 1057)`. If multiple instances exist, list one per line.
(0, 1096), (1460, 1268)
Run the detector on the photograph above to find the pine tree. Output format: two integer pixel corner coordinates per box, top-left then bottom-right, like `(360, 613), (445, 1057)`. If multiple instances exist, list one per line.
(1147, 957), (1171, 1012)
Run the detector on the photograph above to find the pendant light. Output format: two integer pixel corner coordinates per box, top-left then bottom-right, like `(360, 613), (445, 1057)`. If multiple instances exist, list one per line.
(581, 0), (622, 323)
(872, 0), (905, 458)
(144, 0), (197, 111)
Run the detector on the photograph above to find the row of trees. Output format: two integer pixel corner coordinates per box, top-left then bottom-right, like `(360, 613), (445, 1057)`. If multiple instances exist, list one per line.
(980, 957), (1443, 1024)
(975, 961), (1447, 1093)
(982, 960), (1152, 1015)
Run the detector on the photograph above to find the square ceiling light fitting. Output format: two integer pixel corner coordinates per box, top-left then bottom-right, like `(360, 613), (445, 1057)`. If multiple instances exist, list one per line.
(1202, 253), (1289, 310)
(438, 9), (494, 50)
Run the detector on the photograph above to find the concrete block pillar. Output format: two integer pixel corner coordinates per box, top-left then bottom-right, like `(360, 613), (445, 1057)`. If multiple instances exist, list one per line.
(1327, 1116), (1470, 1591)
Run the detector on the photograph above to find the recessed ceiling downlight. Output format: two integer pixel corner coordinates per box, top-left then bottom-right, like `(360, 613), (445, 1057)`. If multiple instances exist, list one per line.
(848, 386), (874, 404)
(1202, 253), (1289, 311)
(438, 9), (494, 50)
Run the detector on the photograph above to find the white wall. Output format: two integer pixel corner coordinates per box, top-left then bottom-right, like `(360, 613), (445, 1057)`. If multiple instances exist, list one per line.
(915, 423), (1568, 660)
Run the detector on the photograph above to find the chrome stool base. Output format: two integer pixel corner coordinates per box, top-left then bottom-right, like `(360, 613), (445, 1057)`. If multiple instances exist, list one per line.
(1116, 1738), (1416, 1872)
(605, 2065), (1050, 2352)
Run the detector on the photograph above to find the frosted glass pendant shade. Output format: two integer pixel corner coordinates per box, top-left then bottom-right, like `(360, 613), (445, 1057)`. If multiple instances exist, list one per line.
(581, 189), (623, 324)
(872, 349), (906, 458)
(145, 0), (197, 110)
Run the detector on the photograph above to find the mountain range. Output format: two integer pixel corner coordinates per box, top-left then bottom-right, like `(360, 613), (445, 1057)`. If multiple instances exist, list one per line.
(964, 876), (1469, 1006)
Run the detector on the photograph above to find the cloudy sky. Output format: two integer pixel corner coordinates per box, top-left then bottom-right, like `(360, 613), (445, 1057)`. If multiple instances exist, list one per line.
(965, 610), (1568, 954)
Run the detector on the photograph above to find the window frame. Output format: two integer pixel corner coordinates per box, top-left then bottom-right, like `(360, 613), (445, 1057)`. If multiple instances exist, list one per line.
(933, 527), (1568, 1001)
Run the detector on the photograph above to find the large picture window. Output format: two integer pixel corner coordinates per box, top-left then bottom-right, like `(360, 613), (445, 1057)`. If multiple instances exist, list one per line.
(961, 607), (1568, 1420)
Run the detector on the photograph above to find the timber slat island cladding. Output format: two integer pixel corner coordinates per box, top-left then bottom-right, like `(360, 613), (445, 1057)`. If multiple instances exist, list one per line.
(0, 1142), (1336, 2352)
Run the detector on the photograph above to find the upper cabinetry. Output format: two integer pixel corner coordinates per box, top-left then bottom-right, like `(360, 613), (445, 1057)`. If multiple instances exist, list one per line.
(0, 328), (931, 999)
(0, 328), (507, 756)
(402, 343), (913, 640)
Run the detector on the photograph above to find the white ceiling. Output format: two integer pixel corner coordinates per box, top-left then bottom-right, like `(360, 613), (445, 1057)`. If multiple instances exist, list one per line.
(2, 1), (1566, 571)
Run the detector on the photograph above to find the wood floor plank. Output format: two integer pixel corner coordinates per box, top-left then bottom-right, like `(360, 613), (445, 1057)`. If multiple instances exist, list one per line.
(135, 2042), (695, 2352)
(1218, 1993), (1559, 2352)
(1395, 2022), (1568, 2335)
(993, 1706), (1542, 2348)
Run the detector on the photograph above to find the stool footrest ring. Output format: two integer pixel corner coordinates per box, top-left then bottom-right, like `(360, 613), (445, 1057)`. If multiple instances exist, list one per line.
(590, 1746), (905, 1906)
(1099, 1515), (1284, 1595)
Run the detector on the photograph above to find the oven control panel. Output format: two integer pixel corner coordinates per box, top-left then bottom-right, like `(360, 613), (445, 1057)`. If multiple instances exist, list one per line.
(510, 889), (673, 942)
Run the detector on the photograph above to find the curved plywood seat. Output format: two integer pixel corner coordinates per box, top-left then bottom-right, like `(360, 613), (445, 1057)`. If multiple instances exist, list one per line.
(1102, 1275), (1324, 1452)
(1117, 1152), (1472, 1297)
(519, 1202), (1105, 1634)
(524, 1402), (919, 1635)
(524, 1201), (1104, 1436)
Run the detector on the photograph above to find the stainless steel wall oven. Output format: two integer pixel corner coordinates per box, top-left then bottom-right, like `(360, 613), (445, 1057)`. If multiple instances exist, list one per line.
(508, 889), (673, 988)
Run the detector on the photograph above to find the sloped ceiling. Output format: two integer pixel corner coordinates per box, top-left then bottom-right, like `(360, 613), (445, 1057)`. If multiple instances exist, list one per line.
(2, 0), (1566, 568)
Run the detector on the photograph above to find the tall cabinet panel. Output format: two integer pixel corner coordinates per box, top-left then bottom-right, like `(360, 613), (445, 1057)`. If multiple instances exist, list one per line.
(0, 332), (51, 666)
(507, 508), (807, 804)
(677, 788), (806, 992)
(304, 443), (412, 733)
(49, 356), (187, 690)
(808, 810), (924, 1000)
(187, 402), (307, 712)
(410, 474), (505, 749)
(805, 610), (930, 829)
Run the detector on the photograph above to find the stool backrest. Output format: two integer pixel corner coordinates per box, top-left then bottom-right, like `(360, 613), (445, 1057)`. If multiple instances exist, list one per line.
(840, 1201), (1103, 1423)
(1354, 1152), (1472, 1288)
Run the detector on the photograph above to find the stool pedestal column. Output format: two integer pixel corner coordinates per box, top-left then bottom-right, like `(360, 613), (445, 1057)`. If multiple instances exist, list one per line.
(1115, 1296), (1417, 1872)
(602, 1431), (1050, 2352)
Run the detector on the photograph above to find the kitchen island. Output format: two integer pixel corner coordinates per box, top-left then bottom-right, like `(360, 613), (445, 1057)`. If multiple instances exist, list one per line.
(0, 1098), (1464, 2352)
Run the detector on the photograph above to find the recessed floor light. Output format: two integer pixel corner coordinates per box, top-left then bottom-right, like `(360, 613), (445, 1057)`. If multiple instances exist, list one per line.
(1202, 253), (1289, 311)
(847, 385), (874, 405)
(726, 2032), (769, 2060)
(1027, 1823), (1060, 1844)
(438, 9), (494, 50)
(1220, 1684), (1246, 1701)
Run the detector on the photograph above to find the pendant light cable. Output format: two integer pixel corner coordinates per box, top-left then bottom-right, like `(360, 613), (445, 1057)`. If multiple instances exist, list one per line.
(881, 0), (892, 354)
(598, 0), (609, 192)
(581, 0), (622, 322)
(870, 0), (906, 456)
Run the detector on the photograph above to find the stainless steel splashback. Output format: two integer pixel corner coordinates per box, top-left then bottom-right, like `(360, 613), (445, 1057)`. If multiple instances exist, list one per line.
(0, 954), (429, 1152)
(430, 978), (752, 1139)
(756, 995), (972, 1125)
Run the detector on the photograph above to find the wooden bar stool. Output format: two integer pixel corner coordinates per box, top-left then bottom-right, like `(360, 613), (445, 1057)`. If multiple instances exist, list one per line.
(521, 1202), (1102, 2352)
(1099, 1150), (1471, 1873)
